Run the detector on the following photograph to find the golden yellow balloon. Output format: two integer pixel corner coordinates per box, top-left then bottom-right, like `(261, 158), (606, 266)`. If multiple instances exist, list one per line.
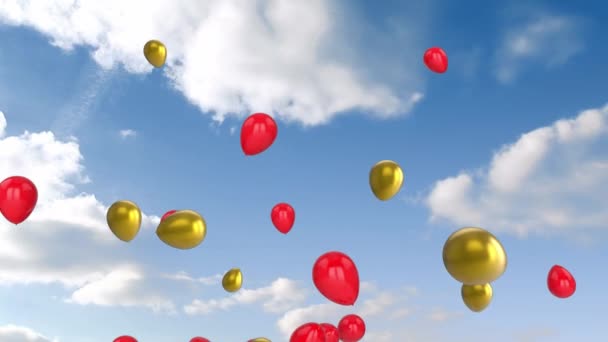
(461, 283), (493, 312)
(442, 227), (507, 285)
(143, 39), (167, 68)
(369, 160), (404, 201)
(248, 338), (271, 342)
(222, 268), (243, 293)
(155, 210), (206, 249)
(106, 200), (142, 242)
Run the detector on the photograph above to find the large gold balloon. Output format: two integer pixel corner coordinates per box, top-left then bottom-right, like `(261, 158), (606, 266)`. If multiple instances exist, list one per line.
(143, 40), (167, 68)
(461, 283), (493, 312)
(106, 200), (142, 242)
(222, 268), (243, 293)
(369, 160), (404, 201)
(155, 210), (206, 249)
(249, 338), (271, 342)
(442, 227), (507, 284)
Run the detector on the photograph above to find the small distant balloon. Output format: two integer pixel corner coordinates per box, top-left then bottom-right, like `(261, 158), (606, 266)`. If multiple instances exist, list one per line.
(338, 314), (366, 342)
(423, 47), (448, 73)
(271, 203), (295, 234)
(222, 268), (243, 293)
(106, 200), (142, 242)
(0, 176), (38, 224)
(313, 251), (360, 305)
(547, 265), (576, 298)
(369, 160), (404, 201)
(161, 209), (177, 222)
(320, 323), (339, 342)
(156, 210), (207, 249)
(290, 323), (325, 342)
(114, 336), (137, 342)
(240, 113), (278, 156)
(248, 338), (271, 342)
(143, 39), (167, 68)
(461, 283), (493, 312)
(190, 337), (210, 342)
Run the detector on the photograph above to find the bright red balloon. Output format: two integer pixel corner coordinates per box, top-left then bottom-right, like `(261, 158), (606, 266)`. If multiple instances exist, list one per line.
(290, 322), (325, 342)
(190, 337), (210, 342)
(271, 202), (295, 234)
(423, 47), (448, 73)
(113, 336), (137, 342)
(320, 323), (339, 342)
(0, 176), (38, 224)
(338, 314), (366, 342)
(312, 251), (360, 305)
(240, 113), (278, 156)
(161, 210), (177, 222)
(547, 265), (576, 298)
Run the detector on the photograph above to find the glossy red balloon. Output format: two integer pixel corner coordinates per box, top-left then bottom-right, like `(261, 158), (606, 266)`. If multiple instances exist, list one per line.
(547, 265), (576, 298)
(113, 336), (137, 342)
(423, 47), (448, 73)
(312, 251), (359, 305)
(338, 314), (366, 342)
(161, 210), (177, 222)
(240, 113), (278, 156)
(0, 176), (38, 224)
(190, 337), (210, 342)
(320, 323), (339, 342)
(290, 322), (326, 342)
(271, 202), (295, 234)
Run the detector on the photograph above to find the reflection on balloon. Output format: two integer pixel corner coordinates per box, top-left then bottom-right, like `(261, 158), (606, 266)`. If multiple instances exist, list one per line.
(461, 283), (493, 312)
(313, 251), (360, 305)
(442, 227), (507, 285)
(240, 113), (278, 156)
(290, 322), (325, 342)
(0, 176), (38, 225)
(369, 160), (404, 201)
(547, 265), (576, 298)
(106, 200), (142, 242)
(156, 210), (207, 249)
(248, 338), (271, 342)
(143, 40), (167, 67)
(320, 323), (339, 342)
(222, 268), (243, 293)
(113, 336), (137, 342)
(338, 314), (366, 342)
(271, 202), (295, 234)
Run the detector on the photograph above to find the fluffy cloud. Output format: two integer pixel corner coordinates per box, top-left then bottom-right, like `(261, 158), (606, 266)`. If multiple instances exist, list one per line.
(119, 129), (137, 139)
(426, 104), (608, 237)
(162, 271), (222, 285)
(0, 324), (56, 342)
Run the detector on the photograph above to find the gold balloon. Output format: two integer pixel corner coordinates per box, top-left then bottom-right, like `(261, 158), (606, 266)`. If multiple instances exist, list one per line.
(106, 200), (142, 242)
(369, 160), (404, 201)
(155, 210), (206, 249)
(249, 338), (271, 342)
(443, 227), (507, 284)
(461, 283), (493, 312)
(222, 268), (243, 293)
(143, 39), (167, 68)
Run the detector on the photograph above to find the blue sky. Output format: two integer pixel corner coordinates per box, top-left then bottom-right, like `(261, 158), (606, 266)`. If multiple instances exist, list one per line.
(0, 0), (606, 341)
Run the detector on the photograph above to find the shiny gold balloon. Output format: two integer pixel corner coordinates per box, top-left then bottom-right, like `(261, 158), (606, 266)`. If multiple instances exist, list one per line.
(222, 268), (243, 293)
(143, 40), (167, 68)
(461, 283), (493, 312)
(443, 227), (507, 284)
(369, 160), (404, 201)
(155, 210), (206, 249)
(248, 338), (271, 342)
(106, 200), (142, 242)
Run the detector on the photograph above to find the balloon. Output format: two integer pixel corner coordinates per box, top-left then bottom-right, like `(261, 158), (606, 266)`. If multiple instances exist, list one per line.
(113, 336), (137, 342)
(0, 176), (38, 224)
(248, 338), (271, 342)
(461, 283), (493, 312)
(222, 268), (243, 292)
(106, 200), (142, 242)
(156, 210), (207, 249)
(442, 227), (507, 285)
(143, 40), (167, 68)
(290, 322), (325, 342)
(369, 160), (404, 201)
(547, 265), (576, 298)
(271, 202), (295, 234)
(423, 47), (448, 73)
(161, 209), (177, 222)
(190, 338), (210, 342)
(338, 314), (366, 342)
(312, 251), (360, 305)
(240, 113), (278, 156)
(320, 323), (339, 342)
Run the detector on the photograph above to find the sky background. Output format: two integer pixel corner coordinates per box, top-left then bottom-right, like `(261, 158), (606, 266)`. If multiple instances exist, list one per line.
(0, 0), (607, 341)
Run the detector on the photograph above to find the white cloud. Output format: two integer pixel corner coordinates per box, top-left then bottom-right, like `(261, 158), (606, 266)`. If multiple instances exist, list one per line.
(495, 14), (583, 83)
(162, 271), (222, 285)
(119, 129), (137, 139)
(0, 0), (424, 126)
(0, 324), (57, 342)
(0, 110), (6, 137)
(426, 104), (608, 237)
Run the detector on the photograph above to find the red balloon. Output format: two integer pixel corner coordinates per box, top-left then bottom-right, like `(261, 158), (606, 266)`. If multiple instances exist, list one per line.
(0, 176), (38, 224)
(271, 202), (295, 234)
(312, 251), (360, 305)
(338, 314), (366, 342)
(240, 113), (278, 156)
(290, 322), (325, 342)
(161, 210), (177, 222)
(320, 323), (339, 342)
(423, 47), (448, 73)
(190, 337), (210, 342)
(113, 336), (137, 342)
(547, 265), (576, 298)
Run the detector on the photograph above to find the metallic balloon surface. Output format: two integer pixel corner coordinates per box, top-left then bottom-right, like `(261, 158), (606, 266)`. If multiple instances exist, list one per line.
(423, 47), (448, 73)
(0, 176), (38, 224)
(461, 283), (493, 312)
(547, 265), (576, 298)
(156, 210), (207, 249)
(189, 338), (210, 342)
(113, 336), (137, 342)
(222, 268), (243, 292)
(338, 314), (366, 342)
(290, 322), (325, 342)
(248, 338), (271, 342)
(320, 323), (339, 342)
(271, 202), (295, 234)
(143, 40), (167, 67)
(313, 251), (360, 305)
(369, 160), (404, 201)
(442, 227), (507, 284)
(106, 200), (142, 242)
(240, 113), (278, 156)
